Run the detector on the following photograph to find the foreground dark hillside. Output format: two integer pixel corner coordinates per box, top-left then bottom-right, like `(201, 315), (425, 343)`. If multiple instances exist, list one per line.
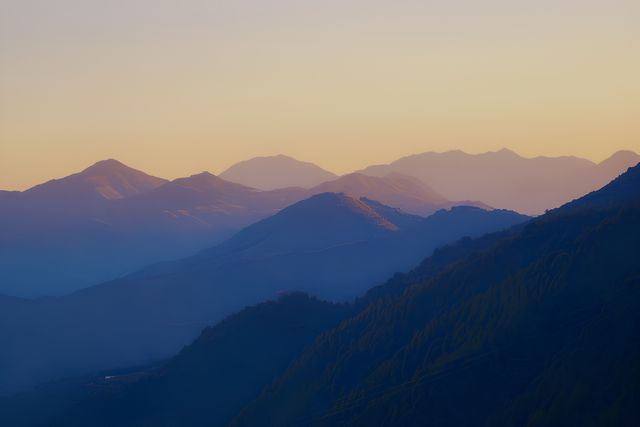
(0, 294), (349, 427)
(0, 220), (518, 427)
(232, 164), (640, 426)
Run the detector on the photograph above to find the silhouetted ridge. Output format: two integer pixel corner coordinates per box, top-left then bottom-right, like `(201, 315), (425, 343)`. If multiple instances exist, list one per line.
(229, 159), (640, 427)
(560, 162), (640, 211)
(0, 294), (351, 427)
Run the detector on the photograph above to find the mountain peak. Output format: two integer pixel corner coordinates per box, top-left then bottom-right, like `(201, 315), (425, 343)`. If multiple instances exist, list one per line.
(220, 155), (337, 190)
(494, 148), (519, 156)
(182, 171), (216, 180)
(25, 159), (167, 200)
(169, 171), (253, 193)
(599, 150), (640, 166)
(292, 192), (402, 231)
(310, 172), (449, 216)
(84, 158), (128, 171)
(204, 192), (404, 260)
(251, 191), (403, 234)
(80, 158), (154, 178)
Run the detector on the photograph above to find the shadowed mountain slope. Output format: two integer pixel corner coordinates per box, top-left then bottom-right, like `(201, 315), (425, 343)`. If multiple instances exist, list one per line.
(3, 159), (487, 297)
(0, 294), (351, 427)
(200, 192), (403, 256)
(0, 220), (527, 427)
(220, 154), (337, 190)
(0, 194), (528, 395)
(231, 163), (640, 427)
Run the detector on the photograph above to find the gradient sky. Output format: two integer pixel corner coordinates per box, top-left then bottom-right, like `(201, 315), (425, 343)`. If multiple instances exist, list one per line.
(1, 0), (639, 190)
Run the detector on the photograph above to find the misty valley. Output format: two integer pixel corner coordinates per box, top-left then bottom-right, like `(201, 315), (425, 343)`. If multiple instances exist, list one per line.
(0, 150), (639, 426)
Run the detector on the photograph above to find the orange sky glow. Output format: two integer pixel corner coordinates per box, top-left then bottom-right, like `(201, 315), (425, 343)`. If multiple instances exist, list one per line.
(1, 0), (639, 190)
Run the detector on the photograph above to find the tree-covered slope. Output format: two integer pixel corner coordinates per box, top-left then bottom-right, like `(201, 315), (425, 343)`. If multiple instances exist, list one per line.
(232, 164), (640, 426)
(0, 294), (349, 427)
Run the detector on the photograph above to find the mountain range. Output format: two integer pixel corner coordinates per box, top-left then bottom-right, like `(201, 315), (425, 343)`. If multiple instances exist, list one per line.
(308, 172), (489, 215)
(0, 160), (484, 297)
(3, 161), (639, 426)
(1, 150), (636, 297)
(216, 151), (640, 216)
(0, 192), (527, 395)
(233, 162), (640, 426)
(0, 160), (306, 296)
(359, 149), (640, 215)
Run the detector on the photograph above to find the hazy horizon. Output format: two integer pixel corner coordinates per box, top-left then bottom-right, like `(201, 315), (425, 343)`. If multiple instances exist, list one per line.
(1, 147), (638, 191)
(1, 0), (639, 190)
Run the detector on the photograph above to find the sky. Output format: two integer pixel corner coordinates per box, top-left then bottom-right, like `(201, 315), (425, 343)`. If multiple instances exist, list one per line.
(1, 0), (639, 190)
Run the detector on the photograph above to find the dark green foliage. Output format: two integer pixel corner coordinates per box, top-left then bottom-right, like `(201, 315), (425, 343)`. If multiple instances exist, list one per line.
(232, 164), (640, 426)
(356, 229), (519, 306)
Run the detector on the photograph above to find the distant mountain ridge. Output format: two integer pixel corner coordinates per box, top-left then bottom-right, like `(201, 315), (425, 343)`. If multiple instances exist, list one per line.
(0, 163), (306, 297)
(2, 149), (634, 297)
(359, 149), (640, 215)
(220, 154), (337, 190)
(308, 172), (488, 215)
(0, 160), (486, 297)
(219, 155), (491, 216)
